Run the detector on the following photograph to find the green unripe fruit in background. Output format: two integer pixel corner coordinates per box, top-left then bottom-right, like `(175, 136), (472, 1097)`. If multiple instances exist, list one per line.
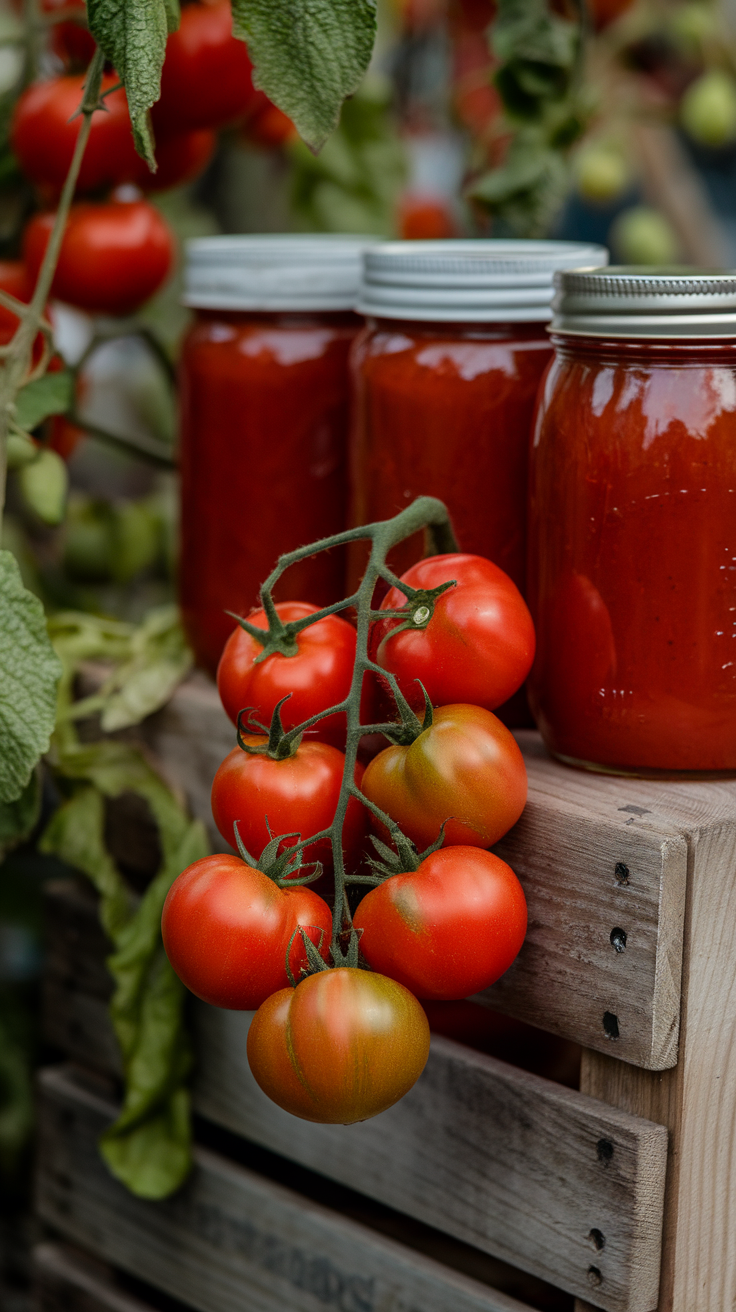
(110, 500), (161, 583)
(575, 145), (631, 204)
(681, 69), (736, 148)
(610, 206), (680, 265)
(63, 498), (116, 581)
(17, 448), (68, 525)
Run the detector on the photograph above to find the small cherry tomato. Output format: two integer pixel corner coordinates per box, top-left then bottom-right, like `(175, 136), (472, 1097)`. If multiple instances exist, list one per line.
(11, 73), (138, 194)
(24, 199), (174, 317)
(162, 853), (332, 1010)
(353, 847), (527, 1000)
(361, 703), (527, 850)
(217, 602), (356, 748)
(211, 739), (368, 871)
(372, 553), (535, 715)
(247, 967), (431, 1123)
(154, 0), (258, 133)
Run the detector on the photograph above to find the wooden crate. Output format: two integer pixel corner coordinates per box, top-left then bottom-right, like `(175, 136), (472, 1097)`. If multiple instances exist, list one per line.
(37, 674), (736, 1312)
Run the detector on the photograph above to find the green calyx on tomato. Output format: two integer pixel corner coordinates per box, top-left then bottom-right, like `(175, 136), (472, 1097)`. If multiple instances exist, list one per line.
(231, 818), (322, 890)
(236, 694), (303, 761)
(375, 575), (457, 637)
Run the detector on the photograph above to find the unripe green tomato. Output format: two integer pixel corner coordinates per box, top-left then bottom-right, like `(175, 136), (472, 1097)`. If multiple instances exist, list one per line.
(576, 146), (631, 204)
(63, 499), (116, 581)
(670, 3), (718, 55)
(17, 447), (68, 525)
(681, 69), (736, 148)
(110, 500), (161, 583)
(610, 206), (680, 265)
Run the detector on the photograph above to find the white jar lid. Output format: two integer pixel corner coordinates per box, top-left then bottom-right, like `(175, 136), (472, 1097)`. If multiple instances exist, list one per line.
(183, 234), (378, 312)
(552, 266), (736, 337)
(358, 239), (609, 322)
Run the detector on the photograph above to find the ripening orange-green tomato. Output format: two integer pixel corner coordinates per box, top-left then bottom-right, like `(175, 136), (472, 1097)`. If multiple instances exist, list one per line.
(246, 967), (431, 1123)
(361, 703), (527, 850)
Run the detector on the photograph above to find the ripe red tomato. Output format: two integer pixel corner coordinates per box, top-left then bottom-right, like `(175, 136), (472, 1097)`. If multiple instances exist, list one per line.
(11, 73), (139, 194)
(247, 967), (431, 1122)
(372, 554), (535, 715)
(133, 128), (216, 192)
(241, 95), (297, 148)
(217, 602), (356, 748)
(154, 0), (258, 133)
(211, 738), (367, 871)
(362, 703), (527, 850)
(0, 260), (30, 343)
(398, 195), (458, 241)
(353, 847), (527, 1000)
(24, 199), (174, 316)
(41, 0), (96, 68)
(162, 853), (332, 1009)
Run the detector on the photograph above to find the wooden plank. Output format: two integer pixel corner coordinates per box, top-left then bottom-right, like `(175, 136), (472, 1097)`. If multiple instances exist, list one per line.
(191, 1006), (666, 1312)
(135, 677), (690, 1069)
(575, 808), (736, 1312)
(32, 1244), (155, 1312)
(36, 1066), (535, 1312)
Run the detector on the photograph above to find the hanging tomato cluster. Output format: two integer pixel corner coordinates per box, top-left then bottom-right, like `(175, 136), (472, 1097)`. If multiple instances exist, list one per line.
(163, 523), (535, 1127)
(9, 1), (294, 319)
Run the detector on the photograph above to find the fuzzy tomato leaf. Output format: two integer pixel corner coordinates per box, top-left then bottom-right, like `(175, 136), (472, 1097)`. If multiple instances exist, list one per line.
(87, 0), (180, 168)
(231, 0), (377, 152)
(0, 551), (61, 804)
(15, 370), (74, 432)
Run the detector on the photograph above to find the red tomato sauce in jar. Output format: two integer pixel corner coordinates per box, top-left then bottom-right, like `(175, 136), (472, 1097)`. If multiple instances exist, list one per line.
(179, 236), (370, 673)
(528, 268), (736, 774)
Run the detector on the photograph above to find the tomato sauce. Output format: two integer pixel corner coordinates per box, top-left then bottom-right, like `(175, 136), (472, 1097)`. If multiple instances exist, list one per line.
(528, 269), (736, 773)
(178, 236), (368, 673)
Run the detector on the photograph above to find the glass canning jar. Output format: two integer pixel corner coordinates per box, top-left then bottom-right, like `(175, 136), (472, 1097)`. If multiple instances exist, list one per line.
(528, 267), (736, 775)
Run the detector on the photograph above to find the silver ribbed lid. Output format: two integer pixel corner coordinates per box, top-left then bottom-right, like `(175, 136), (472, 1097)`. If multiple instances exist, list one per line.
(183, 234), (377, 312)
(552, 266), (736, 337)
(358, 240), (609, 322)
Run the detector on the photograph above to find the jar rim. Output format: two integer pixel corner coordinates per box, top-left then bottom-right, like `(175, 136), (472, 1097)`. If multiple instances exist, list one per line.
(552, 265), (736, 336)
(183, 234), (377, 312)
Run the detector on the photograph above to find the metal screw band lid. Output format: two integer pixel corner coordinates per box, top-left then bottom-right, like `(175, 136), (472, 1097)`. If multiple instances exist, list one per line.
(183, 234), (378, 312)
(552, 266), (736, 337)
(358, 239), (609, 322)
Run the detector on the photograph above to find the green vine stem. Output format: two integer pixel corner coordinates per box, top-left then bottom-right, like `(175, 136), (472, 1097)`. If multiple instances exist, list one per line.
(236, 496), (459, 970)
(0, 45), (106, 530)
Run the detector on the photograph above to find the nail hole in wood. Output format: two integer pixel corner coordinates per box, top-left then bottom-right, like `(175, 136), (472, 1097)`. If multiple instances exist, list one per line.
(597, 1139), (614, 1165)
(614, 862), (630, 884)
(587, 1266), (603, 1288)
(603, 1011), (620, 1039)
(610, 927), (627, 952)
(588, 1228), (606, 1251)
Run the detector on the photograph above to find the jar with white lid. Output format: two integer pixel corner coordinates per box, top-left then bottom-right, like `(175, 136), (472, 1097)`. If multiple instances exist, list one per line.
(348, 239), (608, 723)
(528, 267), (736, 773)
(179, 234), (373, 673)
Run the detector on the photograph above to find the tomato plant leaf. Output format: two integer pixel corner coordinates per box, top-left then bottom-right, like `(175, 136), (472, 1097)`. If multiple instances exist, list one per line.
(0, 770), (40, 861)
(231, 0), (377, 152)
(15, 370), (74, 432)
(0, 551), (61, 805)
(86, 0), (175, 168)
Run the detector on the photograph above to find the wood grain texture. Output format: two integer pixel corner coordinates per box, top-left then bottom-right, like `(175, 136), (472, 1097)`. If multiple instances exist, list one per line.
(191, 1007), (666, 1312)
(32, 1244), (155, 1312)
(576, 813), (736, 1312)
(36, 1066), (536, 1312)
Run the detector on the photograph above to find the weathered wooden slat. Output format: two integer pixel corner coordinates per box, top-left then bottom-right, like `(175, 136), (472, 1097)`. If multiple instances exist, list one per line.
(32, 1244), (156, 1312)
(134, 678), (689, 1069)
(41, 878), (668, 1311)
(36, 1066), (536, 1312)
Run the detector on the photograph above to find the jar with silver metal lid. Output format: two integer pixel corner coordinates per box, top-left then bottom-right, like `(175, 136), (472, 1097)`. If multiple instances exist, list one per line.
(348, 239), (608, 725)
(528, 266), (736, 774)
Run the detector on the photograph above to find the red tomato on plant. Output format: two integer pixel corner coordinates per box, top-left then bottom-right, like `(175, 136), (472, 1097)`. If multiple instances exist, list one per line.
(24, 199), (174, 316)
(211, 739), (367, 871)
(242, 96), (297, 148)
(0, 260), (30, 342)
(247, 967), (431, 1123)
(162, 853), (332, 1010)
(132, 128), (216, 192)
(362, 703), (527, 850)
(154, 0), (258, 133)
(41, 0), (96, 68)
(353, 847), (527, 1000)
(11, 73), (139, 194)
(373, 553), (535, 715)
(217, 602), (356, 748)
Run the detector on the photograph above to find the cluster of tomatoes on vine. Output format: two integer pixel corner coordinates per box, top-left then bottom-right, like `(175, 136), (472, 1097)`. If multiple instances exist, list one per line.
(1, 0), (294, 332)
(163, 549), (536, 1126)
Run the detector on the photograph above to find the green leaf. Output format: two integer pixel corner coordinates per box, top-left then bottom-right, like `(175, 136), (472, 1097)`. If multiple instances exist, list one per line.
(0, 771), (40, 861)
(15, 370), (74, 432)
(17, 448), (68, 526)
(231, 0), (377, 152)
(87, 0), (173, 167)
(0, 551), (61, 805)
